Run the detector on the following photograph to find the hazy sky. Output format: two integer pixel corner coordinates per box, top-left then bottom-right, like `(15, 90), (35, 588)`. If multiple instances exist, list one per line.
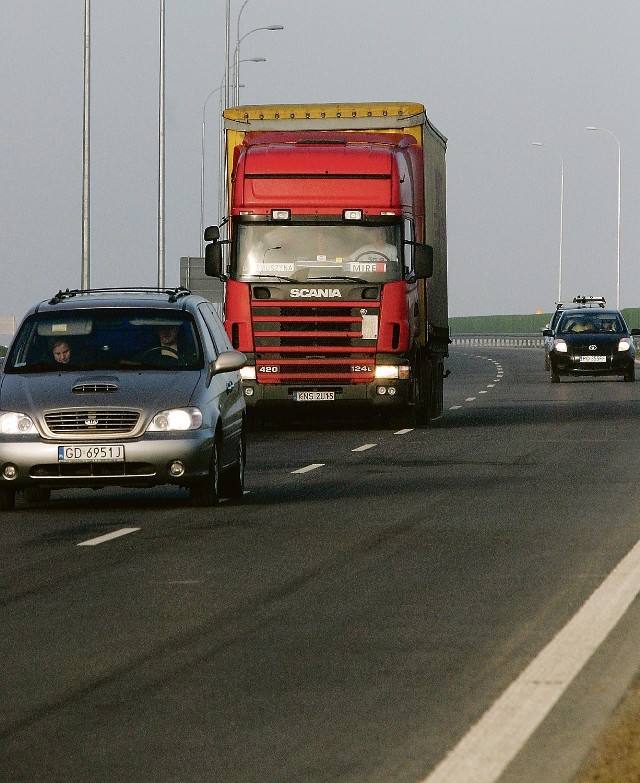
(2, 0), (640, 320)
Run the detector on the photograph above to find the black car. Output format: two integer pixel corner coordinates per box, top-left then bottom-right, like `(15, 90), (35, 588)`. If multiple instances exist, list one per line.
(543, 307), (640, 382)
(542, 296), (606, 370)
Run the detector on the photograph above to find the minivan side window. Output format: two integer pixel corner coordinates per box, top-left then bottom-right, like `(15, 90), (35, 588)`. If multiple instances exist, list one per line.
(198, 304), (231, 356)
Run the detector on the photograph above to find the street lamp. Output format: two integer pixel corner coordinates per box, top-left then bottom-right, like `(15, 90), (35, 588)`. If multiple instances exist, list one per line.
(234, 25), (283, 106)
(532, 142), (564, 303)
(82, 0), (90, 289)
(199, 59), (265, 255)
(587, 126), (621, 308)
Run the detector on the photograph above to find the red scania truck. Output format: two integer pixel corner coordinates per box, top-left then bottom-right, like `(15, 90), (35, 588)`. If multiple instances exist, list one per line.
(204, 102), (449, 424)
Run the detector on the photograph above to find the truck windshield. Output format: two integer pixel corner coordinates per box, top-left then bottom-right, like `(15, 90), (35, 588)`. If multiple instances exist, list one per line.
(233, 223), (403, 283)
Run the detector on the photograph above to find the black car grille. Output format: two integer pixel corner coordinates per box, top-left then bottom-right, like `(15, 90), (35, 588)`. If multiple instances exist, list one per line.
(44, 409), (140, 434)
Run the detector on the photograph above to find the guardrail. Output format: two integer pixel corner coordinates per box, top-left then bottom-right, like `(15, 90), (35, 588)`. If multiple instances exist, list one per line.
(451, 334), (544, 348)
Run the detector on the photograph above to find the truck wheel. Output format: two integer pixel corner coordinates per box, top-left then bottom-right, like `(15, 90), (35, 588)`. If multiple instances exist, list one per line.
(190, 439), (220, 507)
(219, 429), (246, 499)
(430, 360), (444, 419)
(0, 487), (16, 511)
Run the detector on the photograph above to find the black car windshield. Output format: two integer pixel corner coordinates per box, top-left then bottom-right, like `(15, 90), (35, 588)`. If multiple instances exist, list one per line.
(558, 313), (624, 334)
(5, 309), (204, 373)
(233, 223), (403, 283)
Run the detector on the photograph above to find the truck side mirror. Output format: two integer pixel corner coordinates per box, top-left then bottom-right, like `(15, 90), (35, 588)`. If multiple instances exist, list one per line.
(204, 241), (223, 278)
(414, 243), (434, 279)
(204, 225), (220, 242)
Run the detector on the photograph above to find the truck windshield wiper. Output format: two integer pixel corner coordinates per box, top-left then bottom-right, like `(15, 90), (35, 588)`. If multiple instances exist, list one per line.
(308, 275), (370, 284)
(249, 274), (297, 283)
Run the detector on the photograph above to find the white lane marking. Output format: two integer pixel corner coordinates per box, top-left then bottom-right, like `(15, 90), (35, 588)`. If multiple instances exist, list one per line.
(422, 537), (640, 783)
(352, 444), (377, 452)
(487, 384), (495, 388)
(78, 528), (140, 547)
(450, 405), (462, 410)
(478, 390), (488, 394)
(395, 428), (414, 435)
(465, 397), (476, 402)
(291, 463), (325, 474)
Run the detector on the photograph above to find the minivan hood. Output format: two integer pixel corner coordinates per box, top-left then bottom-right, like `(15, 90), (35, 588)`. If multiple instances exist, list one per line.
(0, 370), (201, 419)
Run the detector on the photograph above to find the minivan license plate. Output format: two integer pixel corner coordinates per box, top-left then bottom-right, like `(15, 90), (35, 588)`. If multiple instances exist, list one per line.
(58, 445), (125, 462)
(294, 391), (335, 402)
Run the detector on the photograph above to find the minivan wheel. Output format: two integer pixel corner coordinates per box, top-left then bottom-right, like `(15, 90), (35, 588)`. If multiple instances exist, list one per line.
(220, 431), (246, 500)
(0, 487), (16, 511)
(22, 487), (51, 504)
(189, 440), (220, 507)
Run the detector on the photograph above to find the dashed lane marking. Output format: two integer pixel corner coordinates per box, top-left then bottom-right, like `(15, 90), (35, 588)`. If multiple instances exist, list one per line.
(352, 444), (377, 452)
(78, 528), (140, 547)
(291, 463), (325, 474)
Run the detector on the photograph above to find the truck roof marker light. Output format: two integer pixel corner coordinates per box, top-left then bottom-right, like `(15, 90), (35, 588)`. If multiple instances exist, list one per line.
(343, 209), (363, 221)
(271, 209), (291, 220)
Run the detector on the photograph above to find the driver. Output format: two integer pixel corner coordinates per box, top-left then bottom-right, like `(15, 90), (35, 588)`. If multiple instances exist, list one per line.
(157, 325), (179, 359)
(349, 226), (398, 265)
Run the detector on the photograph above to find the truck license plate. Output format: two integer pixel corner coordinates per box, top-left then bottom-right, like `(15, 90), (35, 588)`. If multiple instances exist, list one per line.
(58, 445), (125, 462)
(579, 355), (606, 363)
(293, 391), (335, 402)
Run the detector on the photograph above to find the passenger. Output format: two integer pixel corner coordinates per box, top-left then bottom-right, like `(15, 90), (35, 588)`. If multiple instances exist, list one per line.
(51, 339), (71, 364)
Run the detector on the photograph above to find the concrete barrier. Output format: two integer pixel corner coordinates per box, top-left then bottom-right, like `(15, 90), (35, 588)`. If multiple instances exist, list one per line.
(450, 334), (544, 348)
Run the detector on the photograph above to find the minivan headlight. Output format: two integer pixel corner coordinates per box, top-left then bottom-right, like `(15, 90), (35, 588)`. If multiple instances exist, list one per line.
(0, 411), (37, 435)
(147, 407), (203, 431)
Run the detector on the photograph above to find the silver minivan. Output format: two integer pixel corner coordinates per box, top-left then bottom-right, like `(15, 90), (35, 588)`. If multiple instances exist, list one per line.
(0, 288), (246, 509)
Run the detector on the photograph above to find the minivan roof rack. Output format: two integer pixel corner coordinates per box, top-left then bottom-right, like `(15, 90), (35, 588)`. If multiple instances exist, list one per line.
(48, 287), (192, 305)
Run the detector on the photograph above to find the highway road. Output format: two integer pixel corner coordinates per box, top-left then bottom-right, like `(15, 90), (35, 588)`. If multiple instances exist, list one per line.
(3, 346), (640, 783)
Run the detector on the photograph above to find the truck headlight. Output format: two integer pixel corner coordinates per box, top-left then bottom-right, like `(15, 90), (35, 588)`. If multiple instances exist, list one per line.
(147, 407), (203, 431)
(375, 365), (410, 380)
(0, 411), (37, 435)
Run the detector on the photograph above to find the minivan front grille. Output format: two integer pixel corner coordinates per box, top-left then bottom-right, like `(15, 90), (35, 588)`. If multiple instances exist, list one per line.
(44, 409), (140, 434)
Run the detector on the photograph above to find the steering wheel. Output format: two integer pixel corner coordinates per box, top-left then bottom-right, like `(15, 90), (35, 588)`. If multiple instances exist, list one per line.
(352, 250), (393, 265)
(141, 346), (179, 361)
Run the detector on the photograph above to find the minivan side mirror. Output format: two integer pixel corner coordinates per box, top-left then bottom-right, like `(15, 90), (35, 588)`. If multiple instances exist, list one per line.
(206, 350), (247, 386)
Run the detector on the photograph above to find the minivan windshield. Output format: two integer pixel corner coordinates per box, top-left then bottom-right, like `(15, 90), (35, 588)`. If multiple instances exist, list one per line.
(233, 223), (402, 283)
(5, 309), (203, 373)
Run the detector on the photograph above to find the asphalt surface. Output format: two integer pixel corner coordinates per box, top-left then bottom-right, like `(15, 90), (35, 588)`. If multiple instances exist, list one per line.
(2, 347), (640, 783)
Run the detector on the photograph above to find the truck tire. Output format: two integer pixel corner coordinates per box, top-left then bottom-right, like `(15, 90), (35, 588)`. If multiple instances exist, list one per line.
(429, 359), (444, 419)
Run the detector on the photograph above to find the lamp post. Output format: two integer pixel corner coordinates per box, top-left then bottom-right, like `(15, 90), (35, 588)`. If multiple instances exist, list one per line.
(82, 0), (90, 289)
(199, 64), (259, 256)
(234, 25), (283, 106)
(587, 126), (621, 308)
(157, 0), (166, 288)
(532, 142), (564, 303)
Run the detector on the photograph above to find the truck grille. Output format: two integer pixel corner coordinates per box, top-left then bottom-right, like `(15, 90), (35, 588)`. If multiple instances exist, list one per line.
(252, 300), (379, 384)
(44, 409), (140, 434)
